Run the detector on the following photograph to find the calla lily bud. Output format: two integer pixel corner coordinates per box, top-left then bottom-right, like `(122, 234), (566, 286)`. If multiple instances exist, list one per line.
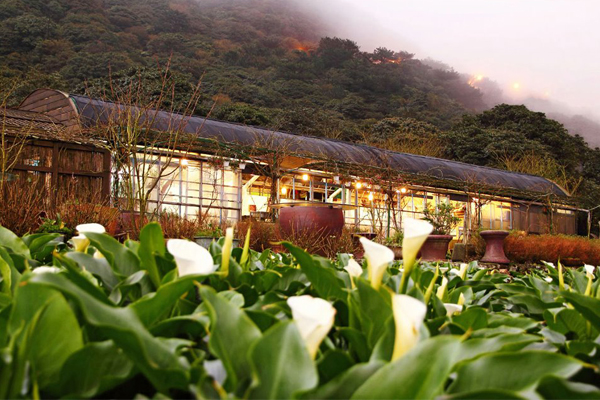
(391, 294), (426, 361)
(459, 263), (468, 280)
(287, 295), (336, 359)
(32, 266), (61, 274)
(76, 223), (106, 235)
(584, 264), (595, 279)
(457, 292), (465, 306)
(167, 239), (216, 277)
(402, 219), (433, 272)
(345, 258), (363, 278)
(436, 276), (448, 301)
(444, 303), (462, 317)
(359, 237), (394, 290)
(221, 227), (234, 277)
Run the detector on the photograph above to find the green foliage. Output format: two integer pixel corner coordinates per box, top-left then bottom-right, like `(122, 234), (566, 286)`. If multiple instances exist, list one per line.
(0, 222), (598, 397)
(423, 203), (461, 235)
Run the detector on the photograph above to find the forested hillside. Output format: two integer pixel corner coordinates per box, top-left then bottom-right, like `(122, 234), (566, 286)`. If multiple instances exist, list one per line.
(1, 0), (600, 219)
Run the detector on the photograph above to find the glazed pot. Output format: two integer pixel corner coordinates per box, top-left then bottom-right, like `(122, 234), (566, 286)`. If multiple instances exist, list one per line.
(279, 206), (344, 238)
(420, 234), (453, 261)
(480, 230), (510, 264)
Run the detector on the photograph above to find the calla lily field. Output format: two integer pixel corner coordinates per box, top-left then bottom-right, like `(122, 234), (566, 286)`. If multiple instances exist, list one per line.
(0, 219), (600, 399)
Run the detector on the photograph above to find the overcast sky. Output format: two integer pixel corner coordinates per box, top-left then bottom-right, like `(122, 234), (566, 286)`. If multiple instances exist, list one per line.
(299, 0), (599, 119)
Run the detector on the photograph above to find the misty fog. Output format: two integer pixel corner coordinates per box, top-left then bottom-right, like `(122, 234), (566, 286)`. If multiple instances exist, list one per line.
(293, 0), (600, 145)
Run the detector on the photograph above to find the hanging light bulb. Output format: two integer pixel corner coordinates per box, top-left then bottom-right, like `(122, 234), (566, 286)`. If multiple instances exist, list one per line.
(368, 192), (374, 201)
(302, 174), (309, 181)
(400, 187), (407, 194)
(356, 182), (362, 189)
(180, 158), (189, 167)
(281, 187), (288, 195)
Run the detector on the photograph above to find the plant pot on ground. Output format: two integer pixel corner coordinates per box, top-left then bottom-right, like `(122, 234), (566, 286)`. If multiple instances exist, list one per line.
(420, 203), (460, 261)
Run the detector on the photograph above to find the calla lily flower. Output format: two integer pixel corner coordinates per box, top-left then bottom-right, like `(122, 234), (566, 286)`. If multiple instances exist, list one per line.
(391, 294), (427, 361)
(544, 276), (553, 283)
(402, 219), (434, 272)
(167, 239), (216, 277)
(359, 237), (394, 290)
(287, 295), (336, 359)
(584, 264), (596, 278)
(72, 223), (106, 253)
(444, 303), (462, 317)
(457, 292), (466, 306)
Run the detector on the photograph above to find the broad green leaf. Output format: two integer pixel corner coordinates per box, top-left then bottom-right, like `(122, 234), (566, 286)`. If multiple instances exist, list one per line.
(352, 336), (462, 399)
(283, 243), (347, 301)
(448, 351), (583, 394)
(52, 341), (135, 398)
(9, 284), (83, 389)
(200, 286), (262, 391)
(350, 278), (392, 350)
(248, 321), (317, 399)
(0, 226), (30, 259)
(84, 232), (140, 277)
(26, 272), (190, 394)
(451, 307), (488, 331)
(561, 291), (600, 331)
(536, 375), (600, 399)
(66, 252), (120, 290)
(138, 222), (166, 288)
(299, 362), (384, 400)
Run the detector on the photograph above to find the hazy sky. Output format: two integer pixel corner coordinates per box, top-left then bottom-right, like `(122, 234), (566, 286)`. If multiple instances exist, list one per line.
(299, 0), (600, 118)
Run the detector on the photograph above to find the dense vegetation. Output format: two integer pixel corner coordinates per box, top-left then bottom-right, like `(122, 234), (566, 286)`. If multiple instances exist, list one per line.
(1, 0), (600, 228)
(1, 221), (600, 398)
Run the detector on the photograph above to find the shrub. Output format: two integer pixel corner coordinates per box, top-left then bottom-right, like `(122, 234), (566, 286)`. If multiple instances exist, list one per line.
(156, 212), (203, 239)
(50, 202), (120, 235)
(505, 232), (600, 265)
(236, 220), (279, 252)
(0, 177), (47, 235)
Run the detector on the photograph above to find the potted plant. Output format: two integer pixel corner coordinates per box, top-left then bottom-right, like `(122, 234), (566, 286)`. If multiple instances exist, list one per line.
(194, 222), (240, 249)
(421, 203), (460, 261)
(384, 231), (404, 260)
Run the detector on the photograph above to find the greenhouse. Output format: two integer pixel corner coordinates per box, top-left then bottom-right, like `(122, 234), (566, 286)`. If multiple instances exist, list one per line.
(12, 88), (584, 237)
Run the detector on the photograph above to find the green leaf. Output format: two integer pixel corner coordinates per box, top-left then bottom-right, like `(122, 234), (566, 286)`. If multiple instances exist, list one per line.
(283, 243), (347, 301)
(536, 375), (600, 399)
(0, 226), (30, 259)
(451, 307), (488, 331)
(131, 274), (205, 328)
(299, 362), (384, 400)
(448, 351), (583, 394)
(52, 341), (135, 398)
(561, 291), (600, 331)
(352, 336), (462, 399)
(138, 222), (166, 288)
(248, 321), (318, 399)
(26, 272), (190, 394)
(9, 284), (83, 389)
(0, 257), (11, 296)
(200, 286), (262, 391)
(66, 252), (120, 290)
(83, 232), (140, 277)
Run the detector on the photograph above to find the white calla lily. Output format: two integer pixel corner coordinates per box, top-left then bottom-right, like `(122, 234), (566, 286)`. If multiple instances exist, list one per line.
(402, 219), (434, 270)
(391, 294), (427, 361)
(344, 258), (363, 278)
(359, 237), (394, 289)
(444, 303), (462, 317)
(584, 264), (595, 277)
(32, 266), (61, 274)
(167, 239), (216, 277)
(436, 276), (448, 300)
(544, 276), (553, 283)
(287, 295), (336, 359)
(72, 223), (106, 253)
(76, 223), (106, 234)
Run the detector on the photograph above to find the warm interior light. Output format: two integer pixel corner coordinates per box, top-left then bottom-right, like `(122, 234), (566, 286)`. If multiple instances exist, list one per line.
(356, 182), (362, 189)
(302, 174), (309, 181)
(513, 82), (521, 90)
(281, 187), (288, 195)
(180, 159), (189, 167)
(368, 192), (374, 201)
(400, 187), (407, 194)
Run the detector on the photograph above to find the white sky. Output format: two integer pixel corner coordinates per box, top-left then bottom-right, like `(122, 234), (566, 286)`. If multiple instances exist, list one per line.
(299, 0), (600, 118)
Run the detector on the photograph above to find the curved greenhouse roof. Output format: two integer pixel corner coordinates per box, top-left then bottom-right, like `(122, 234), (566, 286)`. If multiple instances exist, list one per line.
(19, 89), (569, 198)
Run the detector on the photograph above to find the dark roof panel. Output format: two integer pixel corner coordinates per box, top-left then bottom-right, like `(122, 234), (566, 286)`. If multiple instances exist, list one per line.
(69, 94), (567, 197)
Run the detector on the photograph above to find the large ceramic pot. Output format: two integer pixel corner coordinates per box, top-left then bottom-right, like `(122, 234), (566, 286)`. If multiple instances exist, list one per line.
(480, 230), (510, 264)
(420, 234), (453, 261)
(279, 206), (344, 238)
